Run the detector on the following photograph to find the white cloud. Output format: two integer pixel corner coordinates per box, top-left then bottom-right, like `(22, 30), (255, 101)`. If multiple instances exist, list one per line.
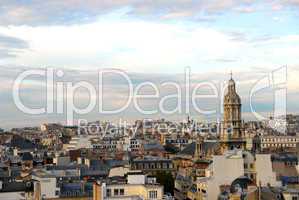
(0, 0), (261, 25)
(0, 19), (277, 72)
(0, 33), (29, 59)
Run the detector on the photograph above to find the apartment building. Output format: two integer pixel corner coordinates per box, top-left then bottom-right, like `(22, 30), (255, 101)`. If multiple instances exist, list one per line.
(93, 171), (163, 200)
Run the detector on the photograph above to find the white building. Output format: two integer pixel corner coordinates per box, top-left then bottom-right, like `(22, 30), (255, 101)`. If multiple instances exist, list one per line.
(32, 170), (60, 199)
(193, 150), (280, 200)
(64, 135), (93, 150)
(92, 137), (126, 151)
(204, 150), (244, 200)
(255, 154), (281, 187)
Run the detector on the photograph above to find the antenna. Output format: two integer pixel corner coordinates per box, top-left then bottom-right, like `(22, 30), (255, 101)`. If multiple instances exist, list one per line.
(230, 70), (233, 79)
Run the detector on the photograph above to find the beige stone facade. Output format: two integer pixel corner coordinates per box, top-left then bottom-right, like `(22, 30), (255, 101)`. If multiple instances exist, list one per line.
(220, 75), (246, 151)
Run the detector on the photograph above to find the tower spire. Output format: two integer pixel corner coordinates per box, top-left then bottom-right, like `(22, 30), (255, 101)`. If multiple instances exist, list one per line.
(230, 70), (233, 80)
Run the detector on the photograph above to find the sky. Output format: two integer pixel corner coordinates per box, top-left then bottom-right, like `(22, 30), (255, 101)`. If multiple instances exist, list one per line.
(0, 0), (299, 128)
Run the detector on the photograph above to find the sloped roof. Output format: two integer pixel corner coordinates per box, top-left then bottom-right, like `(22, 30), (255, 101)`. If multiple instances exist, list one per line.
(178, 140), (220, 156)
(143, 142), (164, 151)
(10, 135), (38, 150)
(0, 181), (34, 193)
(179, 142), (196, 155)
(230, 176), (255, 192)
(22, 152), (33, 161)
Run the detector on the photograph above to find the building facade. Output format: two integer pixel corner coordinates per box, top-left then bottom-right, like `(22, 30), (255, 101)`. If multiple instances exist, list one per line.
(220, 75), (246, 151)
(93, 172), (163, 200)
(254, 135), (299, 152)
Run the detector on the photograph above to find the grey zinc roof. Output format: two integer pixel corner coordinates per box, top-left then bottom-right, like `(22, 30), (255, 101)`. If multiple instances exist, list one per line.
(143, 142), (164, 151)
(22, 152), (33, 161)
(178, 140), (220, 156)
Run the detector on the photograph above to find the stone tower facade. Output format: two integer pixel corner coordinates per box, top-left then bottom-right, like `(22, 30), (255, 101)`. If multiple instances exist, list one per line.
(220, 74), (245, 150)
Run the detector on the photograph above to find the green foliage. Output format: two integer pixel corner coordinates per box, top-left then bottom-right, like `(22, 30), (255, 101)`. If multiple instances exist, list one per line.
(155, 171), (174, 195)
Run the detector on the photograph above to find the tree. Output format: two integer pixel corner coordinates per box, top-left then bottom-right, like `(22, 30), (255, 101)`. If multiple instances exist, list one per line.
(155, 171), (174, 195)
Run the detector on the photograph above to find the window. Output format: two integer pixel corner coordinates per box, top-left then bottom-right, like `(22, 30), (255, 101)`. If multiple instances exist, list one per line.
(244, 163), (248, 169)
(149, 190), (158, 199)
(292, 196), (298, 200)
(120, 189), (124, 196)
(114, 189), (119, 196)
(107, 189), (111, 197)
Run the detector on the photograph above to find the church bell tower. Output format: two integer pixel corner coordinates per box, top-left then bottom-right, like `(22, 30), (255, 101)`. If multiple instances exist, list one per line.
(220, 73), (245, 151)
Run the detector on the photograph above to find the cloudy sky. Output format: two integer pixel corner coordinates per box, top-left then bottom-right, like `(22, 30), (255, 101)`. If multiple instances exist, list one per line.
(0, 0), (299, 128)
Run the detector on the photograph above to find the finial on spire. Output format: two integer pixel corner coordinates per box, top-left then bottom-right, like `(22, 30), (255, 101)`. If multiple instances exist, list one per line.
(230, 70), (233, 80)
